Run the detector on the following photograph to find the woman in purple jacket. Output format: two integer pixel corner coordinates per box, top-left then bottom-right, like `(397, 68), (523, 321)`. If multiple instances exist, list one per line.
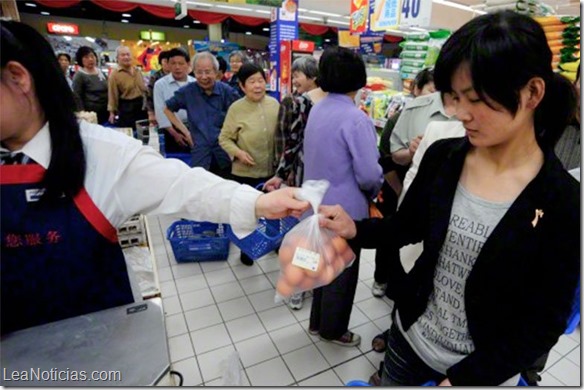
(303, 47), (383, 346)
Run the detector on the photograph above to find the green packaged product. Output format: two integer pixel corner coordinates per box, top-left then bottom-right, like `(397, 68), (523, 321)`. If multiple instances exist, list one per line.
(400, 50), (428, 59)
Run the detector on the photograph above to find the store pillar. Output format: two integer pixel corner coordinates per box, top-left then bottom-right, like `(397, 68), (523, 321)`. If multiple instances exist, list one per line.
(208, 23), (222, 42)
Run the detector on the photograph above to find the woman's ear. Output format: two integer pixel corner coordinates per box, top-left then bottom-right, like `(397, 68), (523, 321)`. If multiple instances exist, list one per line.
(4, 61), (33, 95)
(523, 77), (545, 110)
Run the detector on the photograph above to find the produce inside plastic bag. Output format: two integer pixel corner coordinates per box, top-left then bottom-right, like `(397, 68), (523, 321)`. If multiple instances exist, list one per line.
(275, 180), (356, 300)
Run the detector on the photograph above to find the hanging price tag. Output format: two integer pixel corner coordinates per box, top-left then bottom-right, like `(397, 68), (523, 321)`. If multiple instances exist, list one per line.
(400, 0), (432, 27)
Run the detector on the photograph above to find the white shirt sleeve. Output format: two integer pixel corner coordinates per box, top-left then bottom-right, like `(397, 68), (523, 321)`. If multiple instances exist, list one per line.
(398, 121), (466, 206)
(80, 122), (261, 235)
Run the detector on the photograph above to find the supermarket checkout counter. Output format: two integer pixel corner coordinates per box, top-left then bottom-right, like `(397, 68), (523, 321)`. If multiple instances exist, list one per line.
(1, 298), (170, 386)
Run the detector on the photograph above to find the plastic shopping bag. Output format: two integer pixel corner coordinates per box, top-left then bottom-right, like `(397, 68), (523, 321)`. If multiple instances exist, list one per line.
(275, 180), (356, 300)
(219, 351), (243, 386)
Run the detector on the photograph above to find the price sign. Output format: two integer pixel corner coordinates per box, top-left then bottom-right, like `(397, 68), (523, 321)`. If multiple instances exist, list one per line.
(400, 0), (432, 27)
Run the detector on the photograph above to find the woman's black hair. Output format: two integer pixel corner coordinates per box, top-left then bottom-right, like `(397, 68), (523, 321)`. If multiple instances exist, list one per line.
(434, 10), (577, 149)
(1, 20), (85, 201)
(75, 45), (98, 68)
(414, 67), (434, 91)
(216, 56), (228, 74)
(167, 47), (190, 63)
(318, 46), (366, 94)
(237, 63), (266, 85)
(157, 50), (171, 65)
(57, 52), (71, 62)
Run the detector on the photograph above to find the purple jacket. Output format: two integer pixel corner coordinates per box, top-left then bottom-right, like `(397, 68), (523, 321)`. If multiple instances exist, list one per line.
(303, 93), (383, 220)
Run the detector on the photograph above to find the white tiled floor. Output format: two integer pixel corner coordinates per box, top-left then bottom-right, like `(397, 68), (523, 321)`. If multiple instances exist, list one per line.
(147, 213), (581, 386)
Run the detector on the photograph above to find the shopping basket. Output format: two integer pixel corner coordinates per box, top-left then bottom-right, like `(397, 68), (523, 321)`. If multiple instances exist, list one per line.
(166, 219), (230, 262)
(226, 216), (298, 260)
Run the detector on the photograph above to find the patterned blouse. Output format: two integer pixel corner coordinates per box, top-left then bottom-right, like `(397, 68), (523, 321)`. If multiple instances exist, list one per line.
(274, 93), (315, 187)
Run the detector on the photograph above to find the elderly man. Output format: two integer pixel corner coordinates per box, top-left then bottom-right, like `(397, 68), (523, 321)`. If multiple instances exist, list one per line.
(164, 51), (240, 177)
(108, 45), (147, 130)
(153, 48), (195, 155)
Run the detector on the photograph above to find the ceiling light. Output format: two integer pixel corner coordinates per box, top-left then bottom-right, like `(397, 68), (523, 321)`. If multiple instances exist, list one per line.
(186, 1), (214, 6)
(432, 0), (486, 13)
(85, 36), (95, 43)
(121, 19), (129, 23)
(308, 10), (342, 17)
(324, 39), (331, 42)
(216, 4), (252, 11)
(25, 2), (36, 7)
(245, 31), (252, 35)
(193, 20), (201, 23)
(262, 27), (269, 32)
(328, 19), (350, 25)
(298, 15), (322, 21)
(183, 25), (190, 28)
(122, 13), (131, 17)
(255, 9), (271, 14)
(63, 36), (72, 41)
(40, 11), (50, 15)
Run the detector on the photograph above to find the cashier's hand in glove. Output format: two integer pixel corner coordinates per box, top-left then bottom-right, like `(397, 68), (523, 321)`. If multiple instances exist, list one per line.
(255, 187), (309, 220)
(318, 204), (357, 239)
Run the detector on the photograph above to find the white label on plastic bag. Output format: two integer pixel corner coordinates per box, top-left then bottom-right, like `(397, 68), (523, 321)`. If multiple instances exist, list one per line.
(292, 247), (320, 272)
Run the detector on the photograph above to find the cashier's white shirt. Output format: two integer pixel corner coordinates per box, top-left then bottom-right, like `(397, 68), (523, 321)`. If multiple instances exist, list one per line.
(15, 121), (262, 236)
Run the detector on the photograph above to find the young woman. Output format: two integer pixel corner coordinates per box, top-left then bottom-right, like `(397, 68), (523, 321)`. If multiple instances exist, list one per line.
(319, 11), (579, 385)
(219, 63), (281, 265)
(303, 46), (383, 347)
(0, 20), (308, 336)
(72, 46), (109, 124)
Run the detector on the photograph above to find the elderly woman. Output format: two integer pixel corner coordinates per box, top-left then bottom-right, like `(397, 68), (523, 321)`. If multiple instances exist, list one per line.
(219, 63), (281, 265)
(303, 46), (384, 347)
(264, 55), (327, 310)
(226, 50), (248, 97)
(72, 46), (109, 124)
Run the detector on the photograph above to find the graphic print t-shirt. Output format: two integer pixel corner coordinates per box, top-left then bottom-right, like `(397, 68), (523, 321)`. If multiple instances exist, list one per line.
(398, 183), (512, 374)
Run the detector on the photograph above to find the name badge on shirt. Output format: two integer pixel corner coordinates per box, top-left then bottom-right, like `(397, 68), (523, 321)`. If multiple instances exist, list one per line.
(25, 188), (45, 203)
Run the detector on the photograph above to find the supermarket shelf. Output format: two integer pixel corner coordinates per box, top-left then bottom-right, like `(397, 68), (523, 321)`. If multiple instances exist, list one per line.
(366, 67), (403, 91)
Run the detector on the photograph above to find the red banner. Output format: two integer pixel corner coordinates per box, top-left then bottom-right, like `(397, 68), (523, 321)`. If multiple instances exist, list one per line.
(350, 0), (369, 34)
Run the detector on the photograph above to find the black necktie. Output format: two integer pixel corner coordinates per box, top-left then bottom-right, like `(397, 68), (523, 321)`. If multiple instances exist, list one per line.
(0, 151), (29, 165)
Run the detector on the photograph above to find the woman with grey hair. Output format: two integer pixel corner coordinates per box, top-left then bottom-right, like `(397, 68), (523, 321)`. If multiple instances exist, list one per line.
(263, 55), (327, 310)
(226, 50), (248, 97)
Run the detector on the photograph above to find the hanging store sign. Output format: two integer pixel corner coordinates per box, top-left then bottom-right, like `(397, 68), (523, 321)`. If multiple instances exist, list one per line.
(399, 0), (432, 27)
(47, 22), (79, 35)
(370, 0), (401, 31)
(140, 31), (167, 41)
(350, 0), (370, 34)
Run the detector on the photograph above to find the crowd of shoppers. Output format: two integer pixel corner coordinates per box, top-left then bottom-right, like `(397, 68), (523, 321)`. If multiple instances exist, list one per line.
(32, 10), (582, 386)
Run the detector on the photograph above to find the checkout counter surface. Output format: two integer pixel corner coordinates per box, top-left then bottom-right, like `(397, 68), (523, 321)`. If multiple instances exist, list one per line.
(1, 298), (169, 386)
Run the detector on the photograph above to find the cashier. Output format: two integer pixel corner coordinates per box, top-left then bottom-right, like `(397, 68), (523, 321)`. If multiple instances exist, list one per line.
(0, 20), (309, 335)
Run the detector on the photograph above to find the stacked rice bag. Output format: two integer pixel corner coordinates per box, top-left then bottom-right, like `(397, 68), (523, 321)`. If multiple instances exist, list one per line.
(399, 30), (450, 82)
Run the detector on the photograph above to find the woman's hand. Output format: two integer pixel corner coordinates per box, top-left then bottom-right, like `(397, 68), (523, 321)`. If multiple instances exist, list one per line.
(108, 112), (116, 124)
(235, 150), (256, 166)
(318, 205), (357, 239)
(263, 176), (284, 192)
(255, 187), (309, 219)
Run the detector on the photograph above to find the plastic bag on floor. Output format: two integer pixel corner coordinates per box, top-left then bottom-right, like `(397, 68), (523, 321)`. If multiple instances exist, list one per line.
(219, 351), (243, 386)
(275, 180), (356, 301)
